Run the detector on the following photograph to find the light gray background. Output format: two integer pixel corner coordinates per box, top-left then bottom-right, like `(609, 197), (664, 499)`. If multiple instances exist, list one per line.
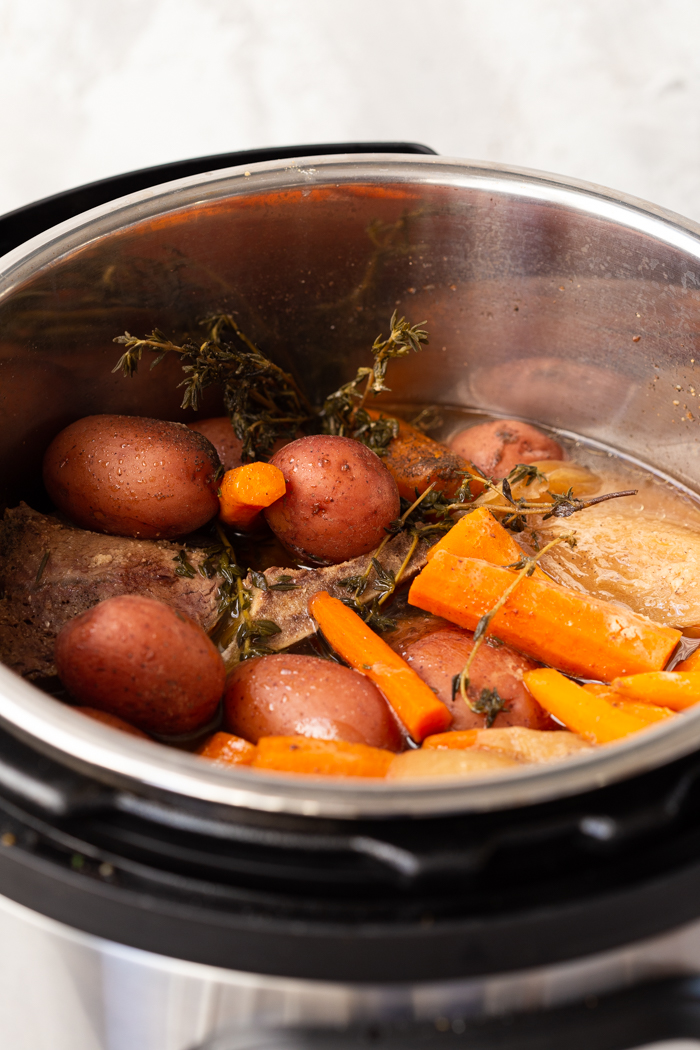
(1, 1), (699, 220)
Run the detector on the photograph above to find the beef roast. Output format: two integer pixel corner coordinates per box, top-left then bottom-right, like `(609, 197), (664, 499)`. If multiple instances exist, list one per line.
(0, 504), (221, 679)
(224, 530), (435, 662)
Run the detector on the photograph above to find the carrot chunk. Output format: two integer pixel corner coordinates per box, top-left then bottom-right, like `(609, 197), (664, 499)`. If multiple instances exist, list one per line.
(308, 590), (452, 742)
(609, 672), (700, 711)
(582, 683), (675, 723)
(523, 669), (648, 744)
(422, 730), (479, 750)
(252, 736), (393, 777)
(426, 506), (547, 579)
(368, 413), (481, 500)
(675, 647), (700, 673)
(218, 462), (286, 529)
(409, 550), (680, 681)
(196, 731), (257, 766)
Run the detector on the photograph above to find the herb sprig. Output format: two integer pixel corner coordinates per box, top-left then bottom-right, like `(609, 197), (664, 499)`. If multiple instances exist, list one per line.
(320, 311), (428, 454)
(114, 314), (312, 461)
(452, 533), (576, 719)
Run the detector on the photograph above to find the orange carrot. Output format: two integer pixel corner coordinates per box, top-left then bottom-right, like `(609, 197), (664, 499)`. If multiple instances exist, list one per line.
(409, 550), (681, 681)
(422, 730), (479, 750)
(308, 590), (452, 741)
(196, 731), (257, 766)
(609, 672), (700, 711)
(426, 506), (547, 579)
(675, 647), (700, 673)
(582, 683), (674, 724)
(523, 669), (648, 744)
(218, 462), (286, 529)
(368, 411), (481, 500)
(252, 736), (393, 777)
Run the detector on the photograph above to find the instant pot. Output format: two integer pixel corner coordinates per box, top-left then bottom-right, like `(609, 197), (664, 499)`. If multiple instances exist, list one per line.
(3, 142), (700, 1050)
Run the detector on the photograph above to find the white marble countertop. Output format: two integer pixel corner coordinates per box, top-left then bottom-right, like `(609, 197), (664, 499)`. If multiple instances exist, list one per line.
(1, 0), (700, 222)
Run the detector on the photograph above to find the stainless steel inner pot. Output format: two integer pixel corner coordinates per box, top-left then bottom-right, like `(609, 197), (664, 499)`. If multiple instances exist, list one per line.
(2, 153), (700, 819)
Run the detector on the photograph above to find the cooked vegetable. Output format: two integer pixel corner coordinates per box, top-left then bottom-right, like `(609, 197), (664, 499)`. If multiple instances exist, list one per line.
(582, 683), (674, 723)
(75, 707), (150, 739)
(426, 507), (547, 579)
(409, 550), (681, 680)
(423, 726), (590, 762)
(387, 748), (520, 779)
(422, 730), (479, 749)
(371, 414), (478, 500)
(54, 595), (225, 735)
(219, 463), (286, 529)
(402, 627), (551, 729)
(536, 513), (700, 630)
(196, 731), (257, 765)
(449, 420), (564, 479)
(224, 653), (403, 750)
(609, 672), (700, 711)
(676, 647), (700, 673)
(523, 669), (648, 744)
(43, 415), (221, 539)
(188, 417), (243, 471)
(264, 435), (400, 564)
(308, 590), (452, 742)
(252, 736), (394, 777)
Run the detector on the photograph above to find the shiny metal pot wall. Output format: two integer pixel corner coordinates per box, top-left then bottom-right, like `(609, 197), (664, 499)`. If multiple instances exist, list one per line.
(1, 154), (700, 818)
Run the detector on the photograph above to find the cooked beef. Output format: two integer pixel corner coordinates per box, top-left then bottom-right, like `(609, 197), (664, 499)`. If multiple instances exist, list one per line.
(0, 504), (221, 679)
(225, 530), (435, 662)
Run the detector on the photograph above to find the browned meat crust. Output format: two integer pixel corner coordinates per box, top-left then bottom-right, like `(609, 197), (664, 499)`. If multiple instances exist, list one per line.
(225, 530), (435, 663)
(0, 504), (221, 679)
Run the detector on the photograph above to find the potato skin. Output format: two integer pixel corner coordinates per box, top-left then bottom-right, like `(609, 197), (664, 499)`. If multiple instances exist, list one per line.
(449, 420), (564, 480)
(43, 414), (221, 538)
(264, 435), (400, 564)
(55, 595), (225, 735)
(403, 628), (552, 730)
(224, 654), (404, 751)
(187, 417), (243, 472)
(75, 707), (150, 739)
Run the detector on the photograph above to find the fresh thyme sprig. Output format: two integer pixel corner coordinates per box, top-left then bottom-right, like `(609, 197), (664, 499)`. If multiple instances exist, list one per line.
(443, 462), (638, 533)
(452, 533), (576, 718)
(114, 314), (313, 461)
(203, 524), (283, 660)
(336, 483), (441, 626)
(320, 311), (428, 454)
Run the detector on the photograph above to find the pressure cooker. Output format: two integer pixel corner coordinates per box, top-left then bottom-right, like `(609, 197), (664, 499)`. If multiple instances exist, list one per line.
(2, 142), (700, 1050)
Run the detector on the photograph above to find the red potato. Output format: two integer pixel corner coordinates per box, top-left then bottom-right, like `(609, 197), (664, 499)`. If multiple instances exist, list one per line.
(264, 435), (400, 564)
(187, 417), (243, 472)
(224, 653), (404, 751)
(55, 595), (225, 735)
(43, 415), (221, 539)
(402, 627), (552, 730)
(449, 420), (564, 480)
(75, 707), (150, 739)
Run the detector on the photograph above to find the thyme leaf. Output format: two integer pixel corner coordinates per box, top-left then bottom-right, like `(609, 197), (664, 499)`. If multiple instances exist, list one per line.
(268, 575), (299, 592)
(173, 550), (196, 578)
(470, 687), (510, 729)
(34, 550), (50, 586)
